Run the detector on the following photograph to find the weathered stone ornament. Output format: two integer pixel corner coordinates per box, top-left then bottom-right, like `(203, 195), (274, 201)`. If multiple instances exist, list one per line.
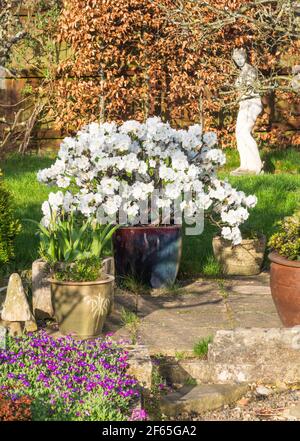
(1, 273), (37, 336)
(231, 48), (263, 176)
(32, 259), (54, 319)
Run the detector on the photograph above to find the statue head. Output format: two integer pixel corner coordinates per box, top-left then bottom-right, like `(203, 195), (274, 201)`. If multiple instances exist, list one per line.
(232, 48), (247, 68)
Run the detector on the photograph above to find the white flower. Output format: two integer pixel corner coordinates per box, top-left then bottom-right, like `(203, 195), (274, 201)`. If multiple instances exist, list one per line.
(159, 164), (176, 181)
(57, 176), (71, 189)
(244, 195), (257, 208)
(63, 191), (74, 212)
(119, 120), (146, 139)
(172, 152), (189, 171)
(102, 195), (122, 216)
(156, 197), (171, 209)
(187, 164), (199, 180)
(107, 133), (132, 152)
(41, 201), (51, 218)
(165, 183), (182, 199)
(196, 193), (212, 210)
(203, 132), (218, 148)
(123, 153), (140, 173)
(221, 207), (249, 226)
(48, 191), (64, 210)
(123, 201), (139, 218)
(100, 178), (120, 195)
(188, 124), (202, 138)
(221, 226), (242, 245)
(138, 161), (148, 175)
(75, 191), (97, 216)
(73, 156), (90, 171)
(131, 182), (154, 200)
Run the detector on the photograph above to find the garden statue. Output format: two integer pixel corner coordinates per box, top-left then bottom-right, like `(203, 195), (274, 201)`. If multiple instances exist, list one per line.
(231, 48), (263, 176)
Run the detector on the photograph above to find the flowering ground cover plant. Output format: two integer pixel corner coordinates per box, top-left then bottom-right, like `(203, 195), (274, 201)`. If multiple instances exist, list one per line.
(0, 331), (141, 421)
(38, 117), (257, 244)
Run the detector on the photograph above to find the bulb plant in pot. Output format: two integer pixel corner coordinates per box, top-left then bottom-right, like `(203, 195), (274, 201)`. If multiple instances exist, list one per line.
(37, 117), (257, 288)
(268, 212), (300, 327)
(35, 209), (118, 338)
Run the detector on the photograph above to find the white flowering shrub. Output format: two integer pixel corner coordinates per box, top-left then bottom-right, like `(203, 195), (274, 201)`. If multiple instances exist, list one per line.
(38, 117), (257, 245)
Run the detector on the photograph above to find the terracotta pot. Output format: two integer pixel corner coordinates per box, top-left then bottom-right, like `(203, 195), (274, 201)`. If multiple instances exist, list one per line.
(50, 275), (114, 339)
(113, 225), (182, 288)
(212, 235), (266, 276)
(269, 252), (300, 327)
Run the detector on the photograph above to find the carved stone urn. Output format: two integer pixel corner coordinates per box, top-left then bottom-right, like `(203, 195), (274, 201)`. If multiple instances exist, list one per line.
(50, 275), (115, 339)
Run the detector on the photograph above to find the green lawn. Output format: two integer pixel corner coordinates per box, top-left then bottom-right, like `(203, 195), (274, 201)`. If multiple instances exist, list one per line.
(1, 149), (300, 277)
(0, 154), (54, 273)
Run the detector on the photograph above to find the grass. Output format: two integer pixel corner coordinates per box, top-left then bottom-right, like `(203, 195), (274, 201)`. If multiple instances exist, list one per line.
(0, 148), (300, 277)
(0, 154), (54, 274)
(174, 351), (187, 361)
(193, 336), (213, 358)
(220, 146), (300, 175)
(120, 307), (140, 344)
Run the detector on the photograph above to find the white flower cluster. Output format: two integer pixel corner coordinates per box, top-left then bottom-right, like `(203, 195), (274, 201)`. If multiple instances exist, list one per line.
(38, 117), (257, 244)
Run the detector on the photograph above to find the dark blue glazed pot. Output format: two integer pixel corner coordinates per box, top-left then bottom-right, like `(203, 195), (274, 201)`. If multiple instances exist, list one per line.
(113, 225), (182, 288)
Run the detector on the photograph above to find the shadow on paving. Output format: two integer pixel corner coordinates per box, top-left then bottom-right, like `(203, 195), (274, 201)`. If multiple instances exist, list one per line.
(103, 274), (281, 355)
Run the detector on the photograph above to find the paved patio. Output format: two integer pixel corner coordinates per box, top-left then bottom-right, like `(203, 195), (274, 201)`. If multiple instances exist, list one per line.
(105, 273), (282, 355)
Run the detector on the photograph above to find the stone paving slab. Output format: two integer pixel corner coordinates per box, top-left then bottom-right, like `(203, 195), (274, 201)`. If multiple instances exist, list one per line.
(105, 273), (282, 355)
(160, 383), (249, 417)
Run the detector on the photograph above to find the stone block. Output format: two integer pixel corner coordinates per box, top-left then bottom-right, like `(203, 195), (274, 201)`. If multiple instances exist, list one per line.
(208, 327), (300, 384)
(126, 345), (153, 390)
(102, 257), (115, 277)
(160, 383), (249, 417)
(32, 259), (54, 319)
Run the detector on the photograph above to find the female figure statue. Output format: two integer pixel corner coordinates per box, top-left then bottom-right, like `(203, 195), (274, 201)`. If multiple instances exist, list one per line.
(231, 48), (263, 176)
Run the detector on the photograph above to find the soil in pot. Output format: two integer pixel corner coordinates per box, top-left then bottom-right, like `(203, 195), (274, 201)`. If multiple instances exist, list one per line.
(212, 235), (266, 276)
(113, 225), (182, 289)
(269, 252), (300, 327)
(50, 274), (114, 339)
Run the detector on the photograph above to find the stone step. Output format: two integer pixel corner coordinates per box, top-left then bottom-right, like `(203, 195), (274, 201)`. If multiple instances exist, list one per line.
(160, 383), (249, 417)
(158, 327), (300, 386)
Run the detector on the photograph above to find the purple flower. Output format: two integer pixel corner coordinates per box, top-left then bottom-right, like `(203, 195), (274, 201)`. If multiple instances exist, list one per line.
(130, 408), (148, 421)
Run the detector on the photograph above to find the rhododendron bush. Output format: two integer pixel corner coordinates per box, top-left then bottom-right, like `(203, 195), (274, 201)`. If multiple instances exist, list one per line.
(38, 118), (257, 244)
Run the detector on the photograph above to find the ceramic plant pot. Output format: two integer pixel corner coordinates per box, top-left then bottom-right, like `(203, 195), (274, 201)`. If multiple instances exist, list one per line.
(113, 225), (182, 288)
(269, 252), (300, 327)
(50, 274), (115, 339)
(212, 235), (266, 276)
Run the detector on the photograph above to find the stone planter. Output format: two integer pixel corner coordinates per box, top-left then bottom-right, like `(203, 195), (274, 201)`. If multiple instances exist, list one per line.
(212, 235), (266, 276)
(113, 225), (182, 288)
(50, 275), (115, 339)
(269, 252), (300, 327)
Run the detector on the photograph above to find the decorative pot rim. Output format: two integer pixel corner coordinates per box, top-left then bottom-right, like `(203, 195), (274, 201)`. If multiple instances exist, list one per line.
(116, 224), (182, 231)
(213, 234), (266, 245)
(49, 274), (115, 286)
(268, 251), (300, 268)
